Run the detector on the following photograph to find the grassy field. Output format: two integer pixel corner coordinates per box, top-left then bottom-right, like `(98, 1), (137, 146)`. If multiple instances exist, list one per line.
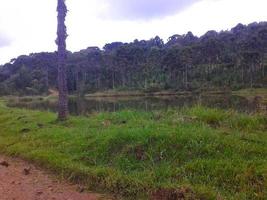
(0, 100), (266, 199)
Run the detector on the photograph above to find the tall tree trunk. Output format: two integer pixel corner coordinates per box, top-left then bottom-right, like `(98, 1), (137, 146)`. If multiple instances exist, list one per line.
(75, 66), (79, 93)
(45, 65), (49, 92)
(263, 54), (267, 77)
(241, 65), (244, 84)
(250, 64), (253, 88)
(185, 65), (188, 90)
(263, 63), (265, 77)
(112, 71), (115, 89)
(75, 65), (84, 96)
(97, 71), (101, 90)
(57, 0), (68, 120)
(121, 70), (126, 88)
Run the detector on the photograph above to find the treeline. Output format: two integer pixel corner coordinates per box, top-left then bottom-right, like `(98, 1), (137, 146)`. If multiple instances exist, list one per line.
(0, 22), (267, 95)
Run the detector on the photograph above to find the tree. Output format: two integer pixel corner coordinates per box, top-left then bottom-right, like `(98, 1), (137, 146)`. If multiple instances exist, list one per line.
(180, 47), (193, 89)
(1, 22), (267, 94)
(56, 0), (68, 120)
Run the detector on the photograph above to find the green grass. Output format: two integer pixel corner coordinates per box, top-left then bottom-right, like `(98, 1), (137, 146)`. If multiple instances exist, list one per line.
(0, 101), (266, 199)
(233, 88), (267, 96)
(233, 88), (267, 104)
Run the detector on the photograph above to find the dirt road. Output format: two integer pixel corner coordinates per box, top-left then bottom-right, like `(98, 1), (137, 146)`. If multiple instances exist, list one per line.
(0, 155), (107, 200)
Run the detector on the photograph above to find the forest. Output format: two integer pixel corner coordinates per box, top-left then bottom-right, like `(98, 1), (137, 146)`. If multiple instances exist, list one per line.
(0, 22), (266, 96)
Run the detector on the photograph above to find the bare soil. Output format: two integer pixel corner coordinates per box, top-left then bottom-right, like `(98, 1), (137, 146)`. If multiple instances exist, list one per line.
(0, 155), (109, 200)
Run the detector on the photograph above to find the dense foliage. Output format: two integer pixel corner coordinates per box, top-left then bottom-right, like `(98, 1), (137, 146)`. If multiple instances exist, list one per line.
(0, 22), (267, 95)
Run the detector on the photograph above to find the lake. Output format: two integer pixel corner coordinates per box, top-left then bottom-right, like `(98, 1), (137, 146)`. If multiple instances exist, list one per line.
(6, 94), (266, 116)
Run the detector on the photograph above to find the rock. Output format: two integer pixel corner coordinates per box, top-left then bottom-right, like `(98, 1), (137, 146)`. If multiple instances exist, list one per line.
(0, 161), (9, 167)
(77, 186), (85, 193)
(23, 167), (31, 175)
(36, 191), (43, 196)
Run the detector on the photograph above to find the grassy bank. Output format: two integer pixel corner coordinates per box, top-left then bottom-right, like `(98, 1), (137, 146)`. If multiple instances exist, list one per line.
(233, 88), (267, 104)
(84, 90), (190, 98)
(84, 89), (232, 98)
(0, 101), (266, 199)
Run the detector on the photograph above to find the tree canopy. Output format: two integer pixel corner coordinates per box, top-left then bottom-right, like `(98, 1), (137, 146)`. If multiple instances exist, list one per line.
(0, 22), (266, 96)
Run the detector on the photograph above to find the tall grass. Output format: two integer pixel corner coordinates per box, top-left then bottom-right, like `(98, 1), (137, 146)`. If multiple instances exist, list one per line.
(0, 102), (266, 199)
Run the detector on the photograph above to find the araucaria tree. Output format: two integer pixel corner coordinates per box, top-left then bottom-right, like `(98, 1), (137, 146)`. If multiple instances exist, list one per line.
(56, 0), (68, 120)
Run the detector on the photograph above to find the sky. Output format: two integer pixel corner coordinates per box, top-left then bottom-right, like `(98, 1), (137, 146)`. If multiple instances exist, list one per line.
(0, 0), (267, 65)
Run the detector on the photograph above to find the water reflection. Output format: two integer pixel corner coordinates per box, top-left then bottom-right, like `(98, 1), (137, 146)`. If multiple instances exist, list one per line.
(7, 94), (266, 116)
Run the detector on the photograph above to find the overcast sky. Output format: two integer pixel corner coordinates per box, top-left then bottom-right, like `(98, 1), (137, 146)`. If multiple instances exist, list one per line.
(0, 0), (267, 64)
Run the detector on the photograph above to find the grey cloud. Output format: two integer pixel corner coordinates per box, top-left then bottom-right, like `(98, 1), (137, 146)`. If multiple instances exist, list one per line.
(102, 0), (201, 20)
(0, 33), (12, 48)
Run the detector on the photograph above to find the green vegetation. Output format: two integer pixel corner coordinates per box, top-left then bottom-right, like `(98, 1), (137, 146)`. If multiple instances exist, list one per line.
(0, 22), (266, 96)
(0, 101), (266, 199)
(84, 90), (186, 98)
(233, 88), (267, 104)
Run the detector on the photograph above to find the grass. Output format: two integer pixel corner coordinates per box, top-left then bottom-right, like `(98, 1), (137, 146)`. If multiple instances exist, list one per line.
(84, 90), (186, 98)
(233, 88), (267, 104)
(0, 100), (266, 199)
(84, 89), (230, 98)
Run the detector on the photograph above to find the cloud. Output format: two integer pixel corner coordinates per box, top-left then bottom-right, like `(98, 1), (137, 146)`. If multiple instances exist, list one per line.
(0, 33), (12, 48)
(0, 0), (267, 65)
(101, 0), (201, 20)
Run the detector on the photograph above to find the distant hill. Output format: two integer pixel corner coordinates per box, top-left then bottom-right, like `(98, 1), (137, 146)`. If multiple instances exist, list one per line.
(0, 22), (267, 95)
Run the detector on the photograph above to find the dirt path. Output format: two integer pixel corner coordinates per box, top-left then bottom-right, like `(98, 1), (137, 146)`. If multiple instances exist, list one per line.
(0, 155), (109, 200)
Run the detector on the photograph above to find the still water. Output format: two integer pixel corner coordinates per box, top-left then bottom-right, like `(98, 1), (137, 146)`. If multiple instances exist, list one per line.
(6, 94), (266, 116)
